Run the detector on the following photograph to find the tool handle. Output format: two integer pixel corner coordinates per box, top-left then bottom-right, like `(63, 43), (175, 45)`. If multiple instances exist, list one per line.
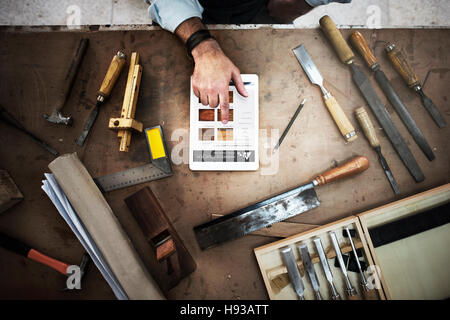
(314, 156), (369, 186)
(98, 51), (126, 99)
(385, 44), (420, 88)
(55, 38), (89, 111)
(363, 288), (379, 300)
(347, 292), (360, 300)
(355, 107), (380, 148)
(323, 95), (357, 142)
(27, 249), (70, 275)
(319, 15), (354, 64)
(350, 31), (378, 69)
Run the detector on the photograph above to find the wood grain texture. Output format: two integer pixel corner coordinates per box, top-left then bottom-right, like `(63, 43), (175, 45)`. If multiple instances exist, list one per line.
(355, 107), (380, 148)
(350, 31), (378, 69)
(0, 28), (448, 300)
(386, 44), (420, 88)
(198, 109), (215, 121)
(319, 15), (354, 64)
(98, 51), (126, 98)
(323, 95), (356, 142)
(314, 156), (369, 186)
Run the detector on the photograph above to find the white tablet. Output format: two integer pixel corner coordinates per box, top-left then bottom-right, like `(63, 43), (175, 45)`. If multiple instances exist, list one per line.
(189, 74), (259, 171)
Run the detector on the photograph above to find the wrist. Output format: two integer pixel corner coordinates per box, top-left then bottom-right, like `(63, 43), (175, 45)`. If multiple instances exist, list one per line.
(191, 38), (222, 60)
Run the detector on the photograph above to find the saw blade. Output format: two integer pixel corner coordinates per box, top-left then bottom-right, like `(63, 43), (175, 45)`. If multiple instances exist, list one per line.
(194, 184), (320, 250)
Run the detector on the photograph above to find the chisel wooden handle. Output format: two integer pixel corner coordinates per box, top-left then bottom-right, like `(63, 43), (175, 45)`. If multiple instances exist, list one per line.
(314, 156), (369, 186)
(355, 107), (380, 148)
(385, 44), (420, 88)
(319, 15), (354, 64)
(323, 95), (357, 142)
(347, 293), (360, 300)
(350, 31), (378, 69)
(362, 288), (378, 300)
(98, 51), (126, 99)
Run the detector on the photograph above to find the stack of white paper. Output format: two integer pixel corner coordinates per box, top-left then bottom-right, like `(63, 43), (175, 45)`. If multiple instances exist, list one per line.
(41, 173), (128, 300)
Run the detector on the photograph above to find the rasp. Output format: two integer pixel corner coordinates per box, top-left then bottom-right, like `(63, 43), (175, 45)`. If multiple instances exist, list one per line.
(293, 44), (357, 142)
(194, 156), (369, 250)
(386, 43), (446, 128)
(355, 107), (400, 195)
(298, 244), (322, 300)
(280, 246), (305, 300)
(319, 15), (424, 183)
(313, 237), (341, 300)
(350, 31), (435, 161)
(329, 231), (359, 300)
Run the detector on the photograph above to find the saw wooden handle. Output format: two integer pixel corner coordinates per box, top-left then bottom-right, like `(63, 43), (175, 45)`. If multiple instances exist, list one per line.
(350, 31), (378, 69)
(355, 107), (380, 148)
(314, 156), (369, 186)
(324, 95), (357, 142)
(319, 15), (354, 64)
(98, 51), (126, 99)
(385, 43), (420, 88)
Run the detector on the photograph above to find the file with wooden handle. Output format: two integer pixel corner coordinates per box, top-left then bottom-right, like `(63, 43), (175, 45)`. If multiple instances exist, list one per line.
(319, 15), (424, 183)
(350, 31), (435, 161)
(293, 44), (357, 142)
(386, 43), (446, 128)
(355, 107), (400, 195)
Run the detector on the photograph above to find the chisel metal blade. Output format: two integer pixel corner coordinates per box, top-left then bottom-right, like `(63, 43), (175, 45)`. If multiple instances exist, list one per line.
(373, 69), (435, 161)
(293, 45), (323, 87)
(298, 244), (322, 300)
(313, 237), (340, 300)
(350, 64), (424, 183)
(76, 101), (101, 146)
(375, 147), (400, 195)
(418, 89), (447, 128)
(280, 246), (305, 299)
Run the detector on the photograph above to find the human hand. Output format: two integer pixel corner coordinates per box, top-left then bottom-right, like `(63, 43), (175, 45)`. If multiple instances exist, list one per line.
(191, 39), (248, 124)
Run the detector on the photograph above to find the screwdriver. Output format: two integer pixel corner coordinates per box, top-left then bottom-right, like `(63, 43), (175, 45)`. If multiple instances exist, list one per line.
(355, 107), (400, 195)
(329, 231), (359, 300)
(344, 226), (378, 300)
(313, 237), (340, 300)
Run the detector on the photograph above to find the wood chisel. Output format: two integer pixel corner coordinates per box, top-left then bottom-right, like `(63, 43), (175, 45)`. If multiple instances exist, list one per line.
(293, 44), (357, 142)
(298, 244), (322, 300)
(76, 51), (126, 146)
(319, 15), (424, 183)
(344, 226), (378, 300)
(194, 156), (369, 250)
(329, 231), (359, 300)
(313, 237), (341, 300)
(93, 125), (172, 192)
(350, 31), (435, 161)
(355, 107), (400, 195)
(280, 246), (305, 300)
(386, 43), (446, 128)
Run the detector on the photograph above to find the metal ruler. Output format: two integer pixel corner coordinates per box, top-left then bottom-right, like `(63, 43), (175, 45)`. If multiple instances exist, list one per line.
(94, 163), (172, 192)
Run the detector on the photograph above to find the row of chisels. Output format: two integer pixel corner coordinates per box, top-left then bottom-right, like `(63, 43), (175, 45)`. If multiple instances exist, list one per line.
(293, 15), (446, 195)
(280, 226), (378, 300)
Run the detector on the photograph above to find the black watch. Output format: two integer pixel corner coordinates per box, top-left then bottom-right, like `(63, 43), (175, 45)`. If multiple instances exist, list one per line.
(186, 29), (215, 58)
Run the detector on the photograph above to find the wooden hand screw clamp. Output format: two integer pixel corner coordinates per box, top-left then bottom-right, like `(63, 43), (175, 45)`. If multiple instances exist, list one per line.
(109, 52), (143, 152)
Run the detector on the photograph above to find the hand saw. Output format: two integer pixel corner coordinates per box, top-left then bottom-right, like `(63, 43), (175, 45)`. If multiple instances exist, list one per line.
(194, 156), (369, 250)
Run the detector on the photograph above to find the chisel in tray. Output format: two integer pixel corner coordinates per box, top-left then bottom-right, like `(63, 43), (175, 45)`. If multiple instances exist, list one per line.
(386, 43), (446, 128)
(280, 246), (305, 300)
(194, 156), (369, 250)
(350, 31), (435, 161)
(355, 107), (400, 195)
(298, 244), (322, 300)
(313, 237), (341, 300)
(293, 44), (357, 142)
(319, 15), (424, 183)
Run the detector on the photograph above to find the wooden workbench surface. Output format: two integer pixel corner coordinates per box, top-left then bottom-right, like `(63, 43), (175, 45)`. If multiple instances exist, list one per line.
(0, 27), (449, 299)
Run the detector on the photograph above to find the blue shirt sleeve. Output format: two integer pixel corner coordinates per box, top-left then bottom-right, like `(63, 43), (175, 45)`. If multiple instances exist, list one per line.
(305, 0), (351, 7)
(149, 0), (204, 33)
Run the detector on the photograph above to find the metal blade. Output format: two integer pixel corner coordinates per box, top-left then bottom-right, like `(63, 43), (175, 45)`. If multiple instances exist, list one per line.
(293, 44), (323, 87)
(280, 246), (305, 299)
(418, 89), (447, 128)
(298, 243), (322, 300)
(194, 184), (320, 250)
(76, 101), (101, 146)
(376, 147), (400, 195)
(374, 70), (435, 161)
(350, 64), (424, 183)
(313, 237), (340, 299)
